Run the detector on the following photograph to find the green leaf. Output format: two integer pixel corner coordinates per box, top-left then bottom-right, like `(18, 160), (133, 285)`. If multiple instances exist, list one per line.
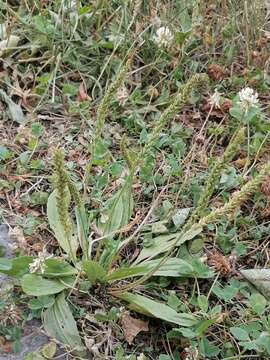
(24, 352), (46, 360)
(172, 208), (191, 229)
(82, 260), (106, 284)
(194, 318), (217, 337)
(168, 327), (196, 339)
(229, 105), (244, 121)
(189, 258), (214, 278)
(1, 256), (33, 277)
(175, 30), (191, 45)
(249, 293), (267, 315)
(108, 258), (188, 280)
(75, 205), (89, 258)
(212, 283), (239, 301)
(119, 293), (198, 327)
(31, 122), (43, 137)
(43, 259), (77, 277)
(21, 274), (70, 296)
(238, 340), (259, 351)
(167, 293), (181, 310)
(29, 296), (55, 310)
(151, 221), (168, 234)
(0, 89), (26, 124)
(179, 8), (192, 32)
(230, 326), (250, 341)
(240, 269), (270, 300)
(197, 295), (208, 312)
(177, 226), (203, 245)
(43, 293), (85, 354)
(134, 226), (202, 264)
(159, 356), (172, 360)
(107, 257), (213, 281)
(199, 338), (220, 358)
(47, 190), (78, 259)
(0, 146), (12, 161)
(0, 257), (12, 271)
(134, 233), (177, 263)
(255, 332), (270, 354)
(41, 342), (56, 359)
(100, 176), (133, 235)
(94, 307), (120, 322)
(106, 265), (148, 281)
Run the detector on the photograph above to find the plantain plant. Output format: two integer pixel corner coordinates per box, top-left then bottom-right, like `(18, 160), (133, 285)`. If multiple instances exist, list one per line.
(1, 57), (269, 355)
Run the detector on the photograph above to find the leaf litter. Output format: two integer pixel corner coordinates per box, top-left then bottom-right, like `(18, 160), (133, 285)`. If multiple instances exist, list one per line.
(120, 312), (149, 345)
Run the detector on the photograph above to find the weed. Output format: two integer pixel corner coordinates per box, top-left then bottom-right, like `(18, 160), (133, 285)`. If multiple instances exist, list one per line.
(1, 1), (270, 359)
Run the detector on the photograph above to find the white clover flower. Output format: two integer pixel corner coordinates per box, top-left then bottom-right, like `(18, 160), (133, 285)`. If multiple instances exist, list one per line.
(184, 346), (199, 360)
(153, 26), (174, 47)
(29, 250), (53, 274)
(238, 87), (259, 113)
(209, 89), (222, 109)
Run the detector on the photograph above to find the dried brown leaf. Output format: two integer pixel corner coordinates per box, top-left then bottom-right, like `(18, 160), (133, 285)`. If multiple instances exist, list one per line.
(261, 176), (270, 196)
(121, 311), (149, 345)
(221, 98), (232, 112)
(76, 82), (90, 102)
(207, 64), (225, 81)
(0, 337), (12, 353)
(234, 158), (247, 169)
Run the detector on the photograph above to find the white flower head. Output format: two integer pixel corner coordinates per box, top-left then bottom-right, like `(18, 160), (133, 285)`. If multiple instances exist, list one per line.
(238, 87), (259, 113)
(153, 26), (174, 47)
(209, 89), (222, 109)
(29, 250), (53, 274)
(184, 346), (199, 360)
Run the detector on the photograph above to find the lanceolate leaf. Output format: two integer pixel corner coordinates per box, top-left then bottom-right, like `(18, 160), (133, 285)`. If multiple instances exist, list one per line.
(240, 269), (270, 300)
(119, 293), (198, 327)
(133, 233), (177, 264)
(21, 274), (70, 296)
(75, 205), (89, 259)
(100, 176), (134, 235)
(134, 226), (203, 264)
(43, 293), (85, 354)
(107, 258), (213, 281)
(43, 259), (78, 277)
(177, 226), (203, 244)
(106, 266), (149, 282)
(47, 190), (78, 259)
